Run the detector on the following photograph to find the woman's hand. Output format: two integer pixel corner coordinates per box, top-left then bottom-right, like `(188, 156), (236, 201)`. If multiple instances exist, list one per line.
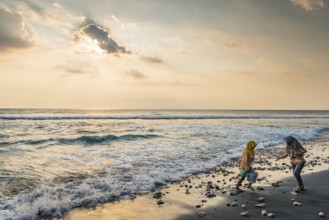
(275, 153), (287, 161)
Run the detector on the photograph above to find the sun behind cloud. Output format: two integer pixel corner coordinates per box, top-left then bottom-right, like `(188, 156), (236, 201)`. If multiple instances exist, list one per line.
(74, 33), (105, 54)
(74, 23), (131, 55)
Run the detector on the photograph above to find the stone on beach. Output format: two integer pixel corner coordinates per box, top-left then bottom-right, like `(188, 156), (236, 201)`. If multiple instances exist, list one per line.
(319, 212), (325, 217)
(241, 204), (246, 209)
(157, 200), (165, 205)
(272, 182), (279, 187)
(153, 192), (162, 199)
(261, 210), (268, 216)
(206, 192), (216, 198)
(231, 201), (238, 206)
(257, 197), (265, 202)
(293, 201), (302, 206)
(291, 191), (299, 195)
(267, 213), (275, 218)
(240, 211), (249, 217)
(197, 212), (207, 217)
(255, 203), (266, 208)
(229, 190), (238, 196)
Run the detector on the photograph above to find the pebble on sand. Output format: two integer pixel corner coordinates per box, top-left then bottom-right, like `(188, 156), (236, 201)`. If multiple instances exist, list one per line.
(257, 197), (265, 202)
(261, 210), (268, 216)
(198, 212), (207, 217)
(157, 200), (165, 205)
(240, 211), (249, 217)
(267, 213), (275, 218)
(231, 202), (238, 207)
(293, 201), (302, 206)
(241, 204), (246, 209)
(319, 212), (325, 217)
(255, 203), (266, 208)
(153, 192), (162, 200)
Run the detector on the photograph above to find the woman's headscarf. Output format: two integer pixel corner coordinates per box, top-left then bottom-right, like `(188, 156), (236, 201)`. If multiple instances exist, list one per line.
(284, 136), (307, 158)
(241, 140), (257, 158)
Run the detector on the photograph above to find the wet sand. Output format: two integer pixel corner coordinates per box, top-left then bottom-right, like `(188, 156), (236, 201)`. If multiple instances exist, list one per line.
(63, 138), (329, 220)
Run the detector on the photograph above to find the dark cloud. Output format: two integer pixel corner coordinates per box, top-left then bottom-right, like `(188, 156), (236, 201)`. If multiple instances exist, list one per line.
(0, 8), (33, 51)
(125, 69), (146, 80)
(140, 56), (164, 64)
(75, 23), (130, 55)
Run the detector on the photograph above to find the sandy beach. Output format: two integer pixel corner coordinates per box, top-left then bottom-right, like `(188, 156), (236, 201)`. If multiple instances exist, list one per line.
(63, 136), (329, 220)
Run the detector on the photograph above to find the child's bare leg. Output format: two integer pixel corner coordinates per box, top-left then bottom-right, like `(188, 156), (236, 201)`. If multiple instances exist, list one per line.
(247, 182), (254, 191)
(236, 176), (245, 191)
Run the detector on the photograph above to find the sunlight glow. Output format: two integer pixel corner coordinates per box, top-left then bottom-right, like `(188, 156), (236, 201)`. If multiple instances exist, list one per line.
(76, 37), (105, 54)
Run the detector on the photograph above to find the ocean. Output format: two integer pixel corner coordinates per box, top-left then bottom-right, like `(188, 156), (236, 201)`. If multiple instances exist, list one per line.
(1, 109), (329, 219)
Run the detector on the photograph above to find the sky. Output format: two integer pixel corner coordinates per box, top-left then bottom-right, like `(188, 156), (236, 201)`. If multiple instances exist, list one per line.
(0, 0), (328, 110)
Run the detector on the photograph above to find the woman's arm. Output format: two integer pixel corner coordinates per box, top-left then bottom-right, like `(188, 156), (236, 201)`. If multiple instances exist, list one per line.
(275, 152), (288, 161)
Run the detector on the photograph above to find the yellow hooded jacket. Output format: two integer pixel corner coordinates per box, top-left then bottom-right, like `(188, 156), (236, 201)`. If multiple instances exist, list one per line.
(240, 140), (257, 173)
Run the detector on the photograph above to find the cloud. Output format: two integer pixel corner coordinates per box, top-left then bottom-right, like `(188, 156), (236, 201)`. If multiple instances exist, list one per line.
(0, 7), (34, 51)
(204, 31), (260, 54)
(18, 1), (85, 37)
(53, 62), (98, 76)
(125, 69), (146, 80)
(290, 0), (326, 11)
(140, 56), (164, 64)
(75, 23), (131, 55)
(224, 42), (239, 49)
(65, 68), (87, 74)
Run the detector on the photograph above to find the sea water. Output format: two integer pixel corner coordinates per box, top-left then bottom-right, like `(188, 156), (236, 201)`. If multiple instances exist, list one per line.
(1, 109), (329, 219)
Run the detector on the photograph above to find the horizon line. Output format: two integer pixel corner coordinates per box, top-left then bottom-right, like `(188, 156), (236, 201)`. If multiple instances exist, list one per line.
(0, 108), (329, 111)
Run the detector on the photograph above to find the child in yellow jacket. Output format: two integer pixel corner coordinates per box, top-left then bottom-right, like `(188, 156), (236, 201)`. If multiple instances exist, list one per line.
(236, 140), (258, 192)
